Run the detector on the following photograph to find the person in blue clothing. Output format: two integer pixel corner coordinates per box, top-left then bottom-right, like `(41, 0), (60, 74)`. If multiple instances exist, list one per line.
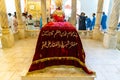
(39, 14), (42, 29)
(85, 16), (91, 30)
(101, 12), (107, 32)
(91, 13), (96, 30)
(117, 22), (120, 30)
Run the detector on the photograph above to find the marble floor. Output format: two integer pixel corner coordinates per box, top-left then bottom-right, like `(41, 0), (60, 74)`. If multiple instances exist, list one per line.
(0, 37), (120, 80)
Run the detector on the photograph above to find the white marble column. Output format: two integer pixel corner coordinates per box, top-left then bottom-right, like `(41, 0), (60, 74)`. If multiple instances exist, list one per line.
(92, 0), (104, 41)
(24, 0), (27, 12)
(41, 0), (47, 26)
(103, 0), (120, 49)
(107, 0), (114, 26)
(46, 0), (51, 20)
(70, 0), (77, 26)
(14, 0), (25, 39)
(0, 0), (14, 48)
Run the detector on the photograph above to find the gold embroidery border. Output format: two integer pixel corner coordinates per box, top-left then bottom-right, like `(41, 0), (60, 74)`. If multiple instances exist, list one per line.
(32, 57), (85, 67)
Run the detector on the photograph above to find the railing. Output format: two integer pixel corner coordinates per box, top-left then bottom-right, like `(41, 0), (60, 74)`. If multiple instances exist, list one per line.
(117, 31), (120, 50)
(1, 29), (120, 49)
(25, 30), (40, 38)
(77, 30), (93, 39)
(24, 30), (93, 39)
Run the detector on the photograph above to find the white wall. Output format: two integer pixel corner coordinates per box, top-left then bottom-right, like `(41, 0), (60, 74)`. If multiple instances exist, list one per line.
(80, 0), (98, 18)
(103, 0), (110, 14)
(80, 0), (110, 18)
(5, 0), (24, 15)
(5, 0), (15, 14)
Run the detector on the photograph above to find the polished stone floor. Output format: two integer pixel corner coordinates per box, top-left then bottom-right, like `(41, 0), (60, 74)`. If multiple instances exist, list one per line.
(0, 37), (120, 80)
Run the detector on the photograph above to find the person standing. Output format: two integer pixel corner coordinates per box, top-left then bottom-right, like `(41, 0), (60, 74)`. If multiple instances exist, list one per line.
(27, 15), (34, 30)
(12, 14), (18, 33)
(8, 13), (13, 29)
(117, 22), (120, 30)
(50, 14), (54, 22)
(77, 12), (86, 30)
(91, 13), (96, 30)
(85, 16), (91, 30)
(22, 13), (27, 30)
(101, 12), (107, 33)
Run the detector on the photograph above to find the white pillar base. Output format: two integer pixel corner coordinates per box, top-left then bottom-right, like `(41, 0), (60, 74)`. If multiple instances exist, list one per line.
(1, 32), (14, 48)
(17, 29), (25, 39)
(22, 66), (96, 80)
(117, 31), (120, 43)
(92, 29), (103, 41)
(103, 33), (117, 49)
(117, 32), (120, 49)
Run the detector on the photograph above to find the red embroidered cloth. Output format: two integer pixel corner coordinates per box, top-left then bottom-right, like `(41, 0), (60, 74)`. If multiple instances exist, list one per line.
(28, 22), (93, 74)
